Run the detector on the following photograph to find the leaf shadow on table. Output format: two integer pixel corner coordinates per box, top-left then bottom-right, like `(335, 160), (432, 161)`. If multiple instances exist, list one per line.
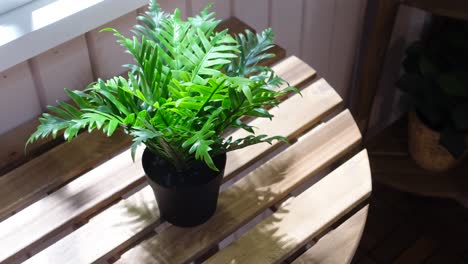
(114, 145), (318, 263)
(126, 185), (294, 263)
(117, 167), (310, 263)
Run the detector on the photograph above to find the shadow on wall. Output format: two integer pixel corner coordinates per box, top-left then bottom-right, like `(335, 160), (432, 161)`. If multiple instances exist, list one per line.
(367, 5), (430, 137)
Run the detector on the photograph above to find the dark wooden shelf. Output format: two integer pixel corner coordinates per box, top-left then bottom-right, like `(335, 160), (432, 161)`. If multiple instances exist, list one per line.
(366, 116), (468, 206)
(403, 0), (468, 21)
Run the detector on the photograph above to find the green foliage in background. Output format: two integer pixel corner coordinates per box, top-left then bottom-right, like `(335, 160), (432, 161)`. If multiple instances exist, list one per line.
(397, 17), (468, 158)
(27, 0), (297, 172)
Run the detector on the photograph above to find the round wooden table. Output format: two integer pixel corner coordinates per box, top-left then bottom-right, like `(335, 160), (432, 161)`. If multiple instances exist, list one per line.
(0, 19), (371, 263)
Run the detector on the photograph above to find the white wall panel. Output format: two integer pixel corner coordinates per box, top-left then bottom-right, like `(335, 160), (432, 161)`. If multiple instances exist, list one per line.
(86, 11), (137, 80)
(29, 35), (94, 106)
(136, 1), (188, 26)
(159, 0), (187, 18)
(327, 0), (366, 100)
(271, 0), (304, 57)
(191, 0), (231, 20)
(301, 0), (336, 78)
(233, 0), (268, 32)
(0, 62), (41, 134)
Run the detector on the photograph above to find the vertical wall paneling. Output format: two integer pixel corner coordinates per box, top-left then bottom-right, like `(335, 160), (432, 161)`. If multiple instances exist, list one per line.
(301, 0), (336, 78)
(159, 0), (188, 18)
(233, 0), (269, 32)
(29, 35), (94, 106)
(327, 0), (366, 100)
(86, 11), (138, 80)
(368, 6), (428, 132)
(191, 0), (231, 20)
(136, 0), (187, 19)
(0, 62), (41, 135)
(270, 0), (304, 57)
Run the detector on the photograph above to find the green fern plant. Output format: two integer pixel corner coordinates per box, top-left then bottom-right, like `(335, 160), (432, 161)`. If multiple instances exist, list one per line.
(27, 0), (297, 172)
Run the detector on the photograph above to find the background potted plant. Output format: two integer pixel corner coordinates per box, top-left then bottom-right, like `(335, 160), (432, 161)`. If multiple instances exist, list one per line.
(397, 17), (468, 172)
(27, 0), (296, 227)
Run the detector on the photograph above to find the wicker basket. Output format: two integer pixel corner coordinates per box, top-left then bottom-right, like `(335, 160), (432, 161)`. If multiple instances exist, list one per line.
(408, 111), (466, 172)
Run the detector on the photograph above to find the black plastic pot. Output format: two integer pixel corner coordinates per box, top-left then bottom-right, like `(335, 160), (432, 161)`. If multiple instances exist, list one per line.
(142, 148), (226, 227)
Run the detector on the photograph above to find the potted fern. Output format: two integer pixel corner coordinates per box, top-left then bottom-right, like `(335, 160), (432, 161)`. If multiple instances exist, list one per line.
(27, 1), (296, 227)
(397, 18), (468, 172)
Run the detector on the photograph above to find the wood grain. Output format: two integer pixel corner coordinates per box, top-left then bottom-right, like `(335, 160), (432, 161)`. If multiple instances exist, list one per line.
(117, 111), (362, 264)
(0, 148), (144, 263)
(1, 57), (317, 263)
(0, 129), (132, 221)
(23, 187), (160, 264)
(367, 117), (468, 204)
(23, 111), (356, 264)
(0, 119), (62, 176)
(205, 150), (370, 264)
(273, 56), (316, 89)
(293, 206), (369, 264)
(225, 78), (340, 180)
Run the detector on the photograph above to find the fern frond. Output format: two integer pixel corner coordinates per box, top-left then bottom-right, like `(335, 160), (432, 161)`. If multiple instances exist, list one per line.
(225, 28), (276, 77)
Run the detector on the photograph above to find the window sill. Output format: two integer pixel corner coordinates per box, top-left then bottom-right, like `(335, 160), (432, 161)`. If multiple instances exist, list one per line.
(0, 0), (147, 72)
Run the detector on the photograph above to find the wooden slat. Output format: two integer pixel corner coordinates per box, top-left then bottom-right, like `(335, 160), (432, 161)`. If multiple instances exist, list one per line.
(0, 119), (61, 176)
(273, 56), (316, 90)
(224, 77), (337, 180)
(293, 206), (369, 264)
(205, 151), (371, 264)
(0, 130), (132, 220)
(368, 117), (468, 202)
(1, 57), (318, 263)
(0, 148), (144, 263)
(21, 67), (326, 264)
(25, 102), (350, 264)
(23, 187), (159, 264)
(116, 110), (362, 264)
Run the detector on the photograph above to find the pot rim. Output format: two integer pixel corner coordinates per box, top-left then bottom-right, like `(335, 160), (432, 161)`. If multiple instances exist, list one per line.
(142, 148), (227, 188)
